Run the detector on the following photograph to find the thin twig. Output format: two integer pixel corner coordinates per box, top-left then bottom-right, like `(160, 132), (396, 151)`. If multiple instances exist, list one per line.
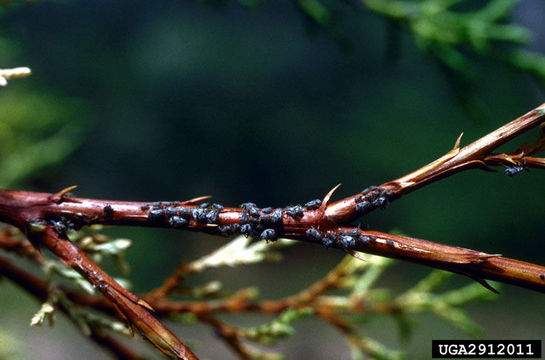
(26, 226), (198, 360)
(0, 256), (141, 360)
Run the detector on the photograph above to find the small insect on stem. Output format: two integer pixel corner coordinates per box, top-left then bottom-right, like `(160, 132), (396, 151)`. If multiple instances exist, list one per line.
(148, 209), (166, 222)
(504, 165), (526, 177)
(304, 199), (322, 210)
(306, 227), (322, 242)
(260, 228), (277, 242)
(271, 209), (283, 224)
(240, 224), (252, 235)
(169, 216), (188, 228)
(103, 204), (114, 220)
(285, 205), (304, 219)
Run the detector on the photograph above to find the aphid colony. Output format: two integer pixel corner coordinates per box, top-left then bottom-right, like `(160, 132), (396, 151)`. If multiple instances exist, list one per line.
(354, 186), (393, 214)
(146, 199), (324, 242)
(147, 201), (224, 229)
(48, 211), (100, 236)
(306, 227), (375, 249)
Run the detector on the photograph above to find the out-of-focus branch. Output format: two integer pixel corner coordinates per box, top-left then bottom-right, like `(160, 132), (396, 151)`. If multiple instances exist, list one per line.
(25, 226), (198, 360)
(0, 255), (141, 360)
(0, 67), (31, 86)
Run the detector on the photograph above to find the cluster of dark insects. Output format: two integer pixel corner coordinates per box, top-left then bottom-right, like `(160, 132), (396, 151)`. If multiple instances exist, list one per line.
(143, 195), (382, 252)
(145, 198), (332, 243)
(49, 214), (94, 236)
(306, 227), (374, 250)
(146, 201), (224, 229)
(354, 186), (393, 214)
(236, 202), (283, 241)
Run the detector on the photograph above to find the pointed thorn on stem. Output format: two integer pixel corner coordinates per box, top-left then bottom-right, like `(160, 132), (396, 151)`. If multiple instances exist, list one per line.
(50, 185), (78, 204)
(322, 184), (341, 207)
(453, 132), (463, 150)
(320, 184), (341, 220)
(138, 299), (155, 312)
(470, 276), (500, 294)
(181, 195), (212, 205)
(345, 249), (366, 261)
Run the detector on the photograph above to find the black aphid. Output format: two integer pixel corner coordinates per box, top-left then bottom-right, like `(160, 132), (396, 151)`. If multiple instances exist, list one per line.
(322, 238), (334, 248)
(505, 166), (525, 177)
(371, 189), (382, 197)
(386, 239), (395, 246)
(165, 207), (178, 216)
(150, 201), (161, 207)
(322, 231), (336, 248)
(66, 216), (84, 231)
(169, 216), (188, 228)
(218, 225), (230, 235)
(259, 213), (271, 224)
(285, 205), (304, 219)
(262, 207), (273, 214)
(338, 235), (356, 249)
(306, 227), (322, 241)
(103, 204), (114, 219)
(219, 224), (240, 236)
(240, 210), (249, 224)
(361, 186), (379, 194)
(51, 221), (67, 235)
(260, 228), (277, 241)
(271, 209), (283, 224)
(304, 199), (322, 210)
(247, 206), (260, 218)
(240, 202), (257, 209)
(178, 207), (192, 217)
(240, 224), (252, 235)
(212, 203), (224, 210)
(199, 202), (210, 208)
(346, 229), (360, 237)
(540, 274), (545, 281)
(148, 209), (165, 221)
(206, 209), (219, 224)
(355, 201), (370, 213)
(162, 202), (172, 207)
(192, 208), (208, 223)
(359, 235), (370, 246)
(372, 197), (389, 209)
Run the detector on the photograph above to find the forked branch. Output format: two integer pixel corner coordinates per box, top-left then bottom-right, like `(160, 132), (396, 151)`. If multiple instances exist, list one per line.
(1, 103), (545, 359)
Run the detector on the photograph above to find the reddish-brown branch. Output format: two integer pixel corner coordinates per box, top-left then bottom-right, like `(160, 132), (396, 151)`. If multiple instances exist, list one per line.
(2, 103), (545, 359)
(197, 315), (252, 360)
(25, 226), (198, 360)
(325, 103), (545, 222)
(0, 228), (44, 263)
(0, 256), (141, 360)
(146, 261), (193, 303)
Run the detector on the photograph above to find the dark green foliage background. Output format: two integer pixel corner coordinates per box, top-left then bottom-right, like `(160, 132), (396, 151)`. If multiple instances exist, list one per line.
(1, 1), (544, 359)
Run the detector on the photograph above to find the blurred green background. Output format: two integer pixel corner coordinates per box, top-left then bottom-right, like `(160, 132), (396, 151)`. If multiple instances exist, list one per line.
(1, 1), (544, 359)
